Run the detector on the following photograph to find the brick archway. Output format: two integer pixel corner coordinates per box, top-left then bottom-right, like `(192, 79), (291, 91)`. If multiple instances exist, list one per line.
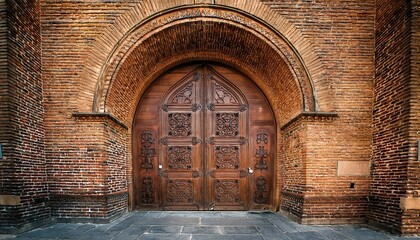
(87, 5), (323, 211)
(89, 5), (322, 121)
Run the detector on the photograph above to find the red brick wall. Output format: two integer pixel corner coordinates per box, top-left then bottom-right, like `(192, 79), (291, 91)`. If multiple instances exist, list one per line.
(1, 0), (416, 235)
(368, 0), (420, 235)
(0, 0), (49, 233)
(48, 114), (128, 220)
(263, 0), (375, 224)
(403, 0), (420, 235)
(38, 0), (375, 224)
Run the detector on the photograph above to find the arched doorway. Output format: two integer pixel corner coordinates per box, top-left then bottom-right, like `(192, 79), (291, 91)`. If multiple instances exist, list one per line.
(133, 63), (276, 210)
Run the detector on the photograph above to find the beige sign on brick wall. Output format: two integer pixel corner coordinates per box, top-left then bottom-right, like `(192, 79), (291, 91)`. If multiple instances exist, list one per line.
(337, 161), (371, 176)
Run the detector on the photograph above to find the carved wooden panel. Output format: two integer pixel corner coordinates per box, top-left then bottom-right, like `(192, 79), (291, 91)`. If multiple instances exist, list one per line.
(169, 81), (194, 104)
(215, 180), (240, 203)
(252, 129), (273, 207)
(254, 176), (268, 204)
(141, 176), (154, 204)
(168, 146), (192, 169)
(254, 146), (268, 171)
(215, 146), (239, 169)
(168, 113), (192, 137)
(216, 113), (239, 136)
(214, 82), (238, 104)
(168, 179), (193, 203)
(140, 131), (155, 170)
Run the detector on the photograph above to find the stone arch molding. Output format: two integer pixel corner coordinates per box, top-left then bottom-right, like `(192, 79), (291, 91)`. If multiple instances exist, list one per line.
(82, 3), (326, 125)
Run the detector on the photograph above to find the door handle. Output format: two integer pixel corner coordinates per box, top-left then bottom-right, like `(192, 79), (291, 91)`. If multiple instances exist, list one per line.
(248, 167), (254, 174)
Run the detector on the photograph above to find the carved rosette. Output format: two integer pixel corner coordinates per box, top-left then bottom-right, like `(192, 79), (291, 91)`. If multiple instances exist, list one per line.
(215, 180), (240, 203)
(141, 176), (154, 204)
(256, 132), (269, 144)
(168, 179), (193, 203)
(216, 113), (239, 136)
(140, 131), (155, 170)
(168, 113), (192, 137)
(215, 146), (239, 169)
(168, 146), (192, 169)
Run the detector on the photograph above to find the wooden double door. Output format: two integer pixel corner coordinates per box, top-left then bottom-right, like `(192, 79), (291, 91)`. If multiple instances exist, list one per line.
(133, 64), (275, 210)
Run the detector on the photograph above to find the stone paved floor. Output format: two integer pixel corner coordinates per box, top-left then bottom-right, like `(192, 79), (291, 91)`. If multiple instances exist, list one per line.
(2, 211), (420, 240)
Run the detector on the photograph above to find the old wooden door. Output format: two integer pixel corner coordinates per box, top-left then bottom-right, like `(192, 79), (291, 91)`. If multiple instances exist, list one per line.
(133, 64), (275, 211)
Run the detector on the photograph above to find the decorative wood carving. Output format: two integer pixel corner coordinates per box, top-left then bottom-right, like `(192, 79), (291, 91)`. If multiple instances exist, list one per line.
(159, 170), (168, 178)
(206, 103), (215, 111)
(206, 170), (216, 178)
(255, 131), (269, 171)
(254, 146), (268, 171)
(170, 82), (194, 104)
(168, 146), (192, 169)
(168, 113), (192, 137)
(161, 104), (169, 112)
(239, 136), (247, 145)
(206, 137), (215, 145)
(256, 132), (269, 144)
(254, 176), (268, 204)
(216, 113), (239, 136)
(192, 170), (203, 178)
(215, 146), (239, 169)
(140, 131), (155, 171)
(239, 104), (248, 112)
(141, 176), (154, 204)
(239, 169), (249, 178)
(215, 180), (239, 203)
(193, 71), (200, 82)
(192, 137), (202, 145)
(191, 103), (202, 112)
(214, 82), (238, 104)
(159, 137), (168, 145)
(168, 179), (193, 203)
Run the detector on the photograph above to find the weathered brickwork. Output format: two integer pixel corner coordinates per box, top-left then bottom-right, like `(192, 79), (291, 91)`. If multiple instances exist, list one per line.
(405, 0), (420, 234)
(0, 0), (49, 233)
(368, 0), (420, 235)
(0, 0), (418, 236)
(47, 114), (128, 220)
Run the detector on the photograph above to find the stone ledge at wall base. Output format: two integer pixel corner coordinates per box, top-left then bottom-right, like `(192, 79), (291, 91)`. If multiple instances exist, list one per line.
(367, 219), (402, 236)
(0, 211), (128, 235)
(55, 210), (127, 224)
(0, 218), (55, 235)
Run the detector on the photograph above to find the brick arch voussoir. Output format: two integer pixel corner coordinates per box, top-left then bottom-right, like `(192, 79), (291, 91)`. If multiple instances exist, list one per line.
(90, 6), (317, 119)
(80, 2), (325, 116)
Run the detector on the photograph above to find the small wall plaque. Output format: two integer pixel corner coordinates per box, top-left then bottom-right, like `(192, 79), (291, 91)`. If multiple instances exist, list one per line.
(418, 140), (420, 161)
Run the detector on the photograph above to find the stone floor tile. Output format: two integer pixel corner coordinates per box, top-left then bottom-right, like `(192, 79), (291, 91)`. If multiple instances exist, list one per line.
(145, 225), (182, 234)
(221, 226), (259, 234)
(112, 226), (150, 240)
(5, 211), (418, 240)
(182, 226), (221, 234)
(318, 229), (354, 240)
(221, 212), (247, 218)
(256, 225), (291, 239)
(191, 234), (263, 240)
(336, 228), (393, 240)
(139, 233), (191, 240)
(286, 231), (330, 240)
(245, 211), (266, 219)
(201, 217), (270, 226)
